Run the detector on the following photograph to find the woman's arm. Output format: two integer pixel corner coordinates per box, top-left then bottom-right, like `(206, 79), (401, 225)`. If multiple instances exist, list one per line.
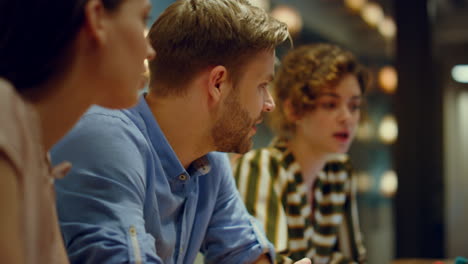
(0, 157), (24, 264)
(334, 168), (367, 264)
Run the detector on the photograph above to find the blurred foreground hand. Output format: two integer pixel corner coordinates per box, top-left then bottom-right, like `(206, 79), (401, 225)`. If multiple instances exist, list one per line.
(254, 254), (311, 264)
(294, 258), (312, 264)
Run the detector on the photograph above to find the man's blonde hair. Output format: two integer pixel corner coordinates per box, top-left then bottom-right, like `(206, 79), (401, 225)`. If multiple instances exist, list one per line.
(147, 0), (290, 96)
(270, 43), (370, 139)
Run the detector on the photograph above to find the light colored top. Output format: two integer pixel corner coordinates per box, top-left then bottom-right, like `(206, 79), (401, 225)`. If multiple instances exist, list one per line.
(0, 79), (69, 263)
(234, 138), (367, 264)
(51, 96), (274, 264)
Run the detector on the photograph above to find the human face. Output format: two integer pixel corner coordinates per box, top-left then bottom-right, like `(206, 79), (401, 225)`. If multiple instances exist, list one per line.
(97, 0), (155, 109)
(295, 74), (362, 155)
(212, 50), (276, 154)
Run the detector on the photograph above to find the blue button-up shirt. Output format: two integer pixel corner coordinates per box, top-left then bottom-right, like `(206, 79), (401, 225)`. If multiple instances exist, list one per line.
(51, 97), (274, 264)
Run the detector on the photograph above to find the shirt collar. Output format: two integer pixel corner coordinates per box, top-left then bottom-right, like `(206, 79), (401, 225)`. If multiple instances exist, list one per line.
(189, 156), (212, 176)
(132, 95), (186, 180)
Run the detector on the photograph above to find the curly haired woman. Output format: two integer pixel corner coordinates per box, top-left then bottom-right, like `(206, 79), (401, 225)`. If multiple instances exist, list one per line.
(234, 43), (369, 264)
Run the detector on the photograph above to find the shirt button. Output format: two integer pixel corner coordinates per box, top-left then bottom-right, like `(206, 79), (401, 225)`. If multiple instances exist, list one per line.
(179, 174), (187, 181)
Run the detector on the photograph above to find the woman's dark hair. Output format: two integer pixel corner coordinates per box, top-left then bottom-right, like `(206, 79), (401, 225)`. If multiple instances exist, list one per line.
(0, 0), (124, 101)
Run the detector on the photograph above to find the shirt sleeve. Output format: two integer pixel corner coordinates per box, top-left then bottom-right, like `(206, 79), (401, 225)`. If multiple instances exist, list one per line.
(200, 153), (275, 264)
(334, 164), (367, 264)
(51, 112), (163, 264)
(233, 149), (292, 264)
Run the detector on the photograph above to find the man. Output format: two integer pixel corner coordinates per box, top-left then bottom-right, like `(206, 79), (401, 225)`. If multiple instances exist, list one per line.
(51, 0), (311, 263)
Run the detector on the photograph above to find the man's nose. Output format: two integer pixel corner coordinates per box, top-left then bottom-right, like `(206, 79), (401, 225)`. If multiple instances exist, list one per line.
(263, 90), (276, 112)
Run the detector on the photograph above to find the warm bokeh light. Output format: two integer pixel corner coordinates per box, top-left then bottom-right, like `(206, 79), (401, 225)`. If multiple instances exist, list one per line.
(378, 16), (396, 39)
(380, 170), (398, 197)
(356, 171), (373, 193)
(378, 115), (398, 144)
(361, 2), (384, 27)
(356, 120), (374, 141)
(248, 0), (270, 11)
(378, 66), (398, 94)
(271, 5), (303, 36)
(452, 64), (468, 83)
(344, 0), (367, 12)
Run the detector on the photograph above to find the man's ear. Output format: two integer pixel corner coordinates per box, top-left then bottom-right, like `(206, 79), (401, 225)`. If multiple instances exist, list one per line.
(82, 0), (109, 46)
(207, 65), (229, 105)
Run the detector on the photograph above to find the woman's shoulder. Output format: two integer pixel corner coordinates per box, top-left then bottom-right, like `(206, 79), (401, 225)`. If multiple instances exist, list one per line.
(0, 78), (36, 123)
(0, 78), (38, 174)
(240, 146), (284, 164)
(0, 78), (29, 115)
(0, 78), (17, 100)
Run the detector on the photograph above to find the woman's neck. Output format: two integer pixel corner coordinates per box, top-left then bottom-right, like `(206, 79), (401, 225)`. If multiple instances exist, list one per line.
(288, 136), (328, 189)
(31, 75), (94, 151)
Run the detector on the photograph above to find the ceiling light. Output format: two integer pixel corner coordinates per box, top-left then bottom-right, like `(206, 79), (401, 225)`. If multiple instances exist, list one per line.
(361, 2), (384, 27)
(271, 5), (303, 36)
(452, 65), (468, 83)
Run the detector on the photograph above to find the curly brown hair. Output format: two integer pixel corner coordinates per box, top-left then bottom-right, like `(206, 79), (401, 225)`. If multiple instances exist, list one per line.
(270, 43), (369, 138)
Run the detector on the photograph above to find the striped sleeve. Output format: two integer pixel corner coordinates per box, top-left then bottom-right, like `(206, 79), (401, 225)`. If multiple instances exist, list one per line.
(233, 149), (292, 264)
(313, 159), (366, 264)
(335, 163), (367, 264)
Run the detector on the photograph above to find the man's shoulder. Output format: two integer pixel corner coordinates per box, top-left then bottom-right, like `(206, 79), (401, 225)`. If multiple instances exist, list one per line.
(51, 106), (149, 172)
(204, 152), (230, 170)
(198, 152), (235, 187)
(52, 106), (147, 158)
(68, 106), (145, 140)
(82, 105), (135, 126)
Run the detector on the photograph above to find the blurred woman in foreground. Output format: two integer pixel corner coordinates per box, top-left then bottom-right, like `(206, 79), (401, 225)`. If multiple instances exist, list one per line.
(0, 0), (154, 262)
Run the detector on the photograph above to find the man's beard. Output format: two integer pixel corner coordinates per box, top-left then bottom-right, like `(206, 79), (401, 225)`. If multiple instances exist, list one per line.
(211, 91), (259, 154)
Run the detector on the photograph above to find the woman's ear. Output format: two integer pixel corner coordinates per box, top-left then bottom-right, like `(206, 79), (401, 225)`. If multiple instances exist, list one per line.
(82, 0), (109, 46)
(207, 65), (229, 105)
(283, 99), (301, 122)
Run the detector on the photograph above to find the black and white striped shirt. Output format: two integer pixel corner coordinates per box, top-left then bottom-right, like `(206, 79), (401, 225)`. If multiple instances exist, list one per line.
(234, 138), (367, 264)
